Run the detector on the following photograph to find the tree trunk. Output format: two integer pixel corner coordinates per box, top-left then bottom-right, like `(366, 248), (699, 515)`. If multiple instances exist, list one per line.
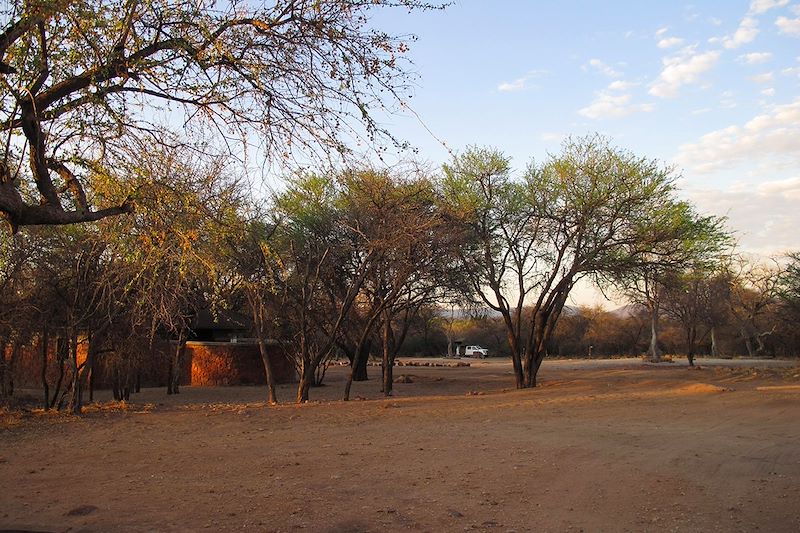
(112, 368), (121, 401)
(524, 308), (550, 388)
(710, 327), (720, 357)
(446, 328), (454, 358)
(66, 334), (79, 413)
(504, 321), (524, 389)
(344, 333), (376, 401)
(89, 345), (96, 402)
(648, 308), (662, 361)
(256, 337), (278, 405)
(50, 336), (67, 410)
(382, 313), (393, 397)
(68, 331), (91, 415)
(743, 333), (755, 357)
(530, 349), (546, 388)
(0, 340), (19, 398)
(168, 331), (187, 395)
(40, 329), (49, 410)
(297, 364), (312, 403)
(353, 340), (370, 381)
(510, 347), (525, 388)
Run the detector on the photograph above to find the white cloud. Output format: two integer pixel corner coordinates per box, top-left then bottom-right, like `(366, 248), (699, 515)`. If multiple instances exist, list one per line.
(497, 78), (528, 92)
(675, 97), (800, 174)
(587, 58), (621, 78)
(688, 177), (800, 256)
(497, 71), (544, 92)
(657, 37), (684, 49)
(738, 52), (773, 64)
(722, 16), (759, 49)
(762, 87), (776, 96)
(776, 15), (800, 35)
(750, 71), (775, 83)
(749, 0), (789, 14)
(579, 85), (654, 120)
(608, 80), (636, 91)
(649, 48), (721, 98)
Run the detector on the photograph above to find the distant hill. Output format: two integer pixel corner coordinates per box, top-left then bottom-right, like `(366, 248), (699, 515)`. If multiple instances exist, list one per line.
(437, 305), (582, 319)
(608, 303), (648, 319)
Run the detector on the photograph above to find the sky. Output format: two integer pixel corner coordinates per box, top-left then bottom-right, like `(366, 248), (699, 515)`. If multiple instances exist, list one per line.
(369, 0), (800, 273)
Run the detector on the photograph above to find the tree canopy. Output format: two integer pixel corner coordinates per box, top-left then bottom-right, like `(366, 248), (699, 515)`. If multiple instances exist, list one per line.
(0, 0), (441, 231)
(439, 136), (733, 387)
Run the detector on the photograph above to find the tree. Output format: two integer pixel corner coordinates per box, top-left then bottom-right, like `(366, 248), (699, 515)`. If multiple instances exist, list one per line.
(611, 205), (730, 362)
(661, 261), (733, 364)
(223, 215), (282, 405)
(439, 146), (540, 387)
(440, 136), (724, 387)
(777, 252), (800, 321)
(770, 252), (800, 356)
(0, 0), (442, 231)
(0, 229), (39, 399)
(728, 258), (781, 357)
(270, 172), (374, 403)
(336, 168), (457, 398)
(4, 224), (111, 412)
(91, 139), (247, 397)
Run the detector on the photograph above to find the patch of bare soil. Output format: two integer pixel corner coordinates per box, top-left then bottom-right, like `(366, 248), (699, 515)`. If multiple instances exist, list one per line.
(1, 358), (799, 532)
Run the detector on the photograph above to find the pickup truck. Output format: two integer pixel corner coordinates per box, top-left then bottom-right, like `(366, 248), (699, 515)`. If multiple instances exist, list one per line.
(464, 345), (488, 358)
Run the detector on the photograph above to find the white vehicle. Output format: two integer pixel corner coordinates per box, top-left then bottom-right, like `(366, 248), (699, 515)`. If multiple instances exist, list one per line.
(464, 345), (488, 358)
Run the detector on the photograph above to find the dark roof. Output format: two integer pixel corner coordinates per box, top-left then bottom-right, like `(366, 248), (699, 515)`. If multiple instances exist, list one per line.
(192, 308), (249, 331)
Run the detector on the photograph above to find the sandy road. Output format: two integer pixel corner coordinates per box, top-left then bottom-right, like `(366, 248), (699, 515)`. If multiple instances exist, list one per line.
(1, 358), (799, 532)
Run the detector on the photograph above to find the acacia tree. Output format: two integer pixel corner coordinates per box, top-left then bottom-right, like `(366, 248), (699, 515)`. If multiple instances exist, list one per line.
(728, 258), (781, 357)
(661, 261), (734, 364)
(270, 173), (375, 403)
(610, 204), (730, 363)
(222, 215), (282, 405)
(91, 139), (246, 396)
(0, 0), (442, 231)
(439, 147), (541, 387)
(5, 224), (113, 412)
(336, 168), (458, 399)
(440, 136), (724, 387)
(0, 230), (38, 398)
(777, 252), (800, 323)
(661, 271), (710, 364)
(773, 252), (800, 354)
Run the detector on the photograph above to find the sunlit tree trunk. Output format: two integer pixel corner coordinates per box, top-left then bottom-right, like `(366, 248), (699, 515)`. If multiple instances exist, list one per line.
(648, 306), (662, 361)
(297, 362), (313, 403)
(256, 336), (278, 406)
(710, 327), (720, 357)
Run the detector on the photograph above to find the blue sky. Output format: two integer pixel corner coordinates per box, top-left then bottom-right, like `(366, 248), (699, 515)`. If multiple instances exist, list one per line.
(370, 0), (800, 265)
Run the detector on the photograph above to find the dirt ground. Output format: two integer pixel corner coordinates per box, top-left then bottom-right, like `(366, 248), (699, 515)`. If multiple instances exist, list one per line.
(2, 357), (799, 532)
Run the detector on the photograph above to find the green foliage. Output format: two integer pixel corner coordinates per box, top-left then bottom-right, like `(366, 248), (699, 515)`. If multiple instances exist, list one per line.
(436, 135), (735, 385)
